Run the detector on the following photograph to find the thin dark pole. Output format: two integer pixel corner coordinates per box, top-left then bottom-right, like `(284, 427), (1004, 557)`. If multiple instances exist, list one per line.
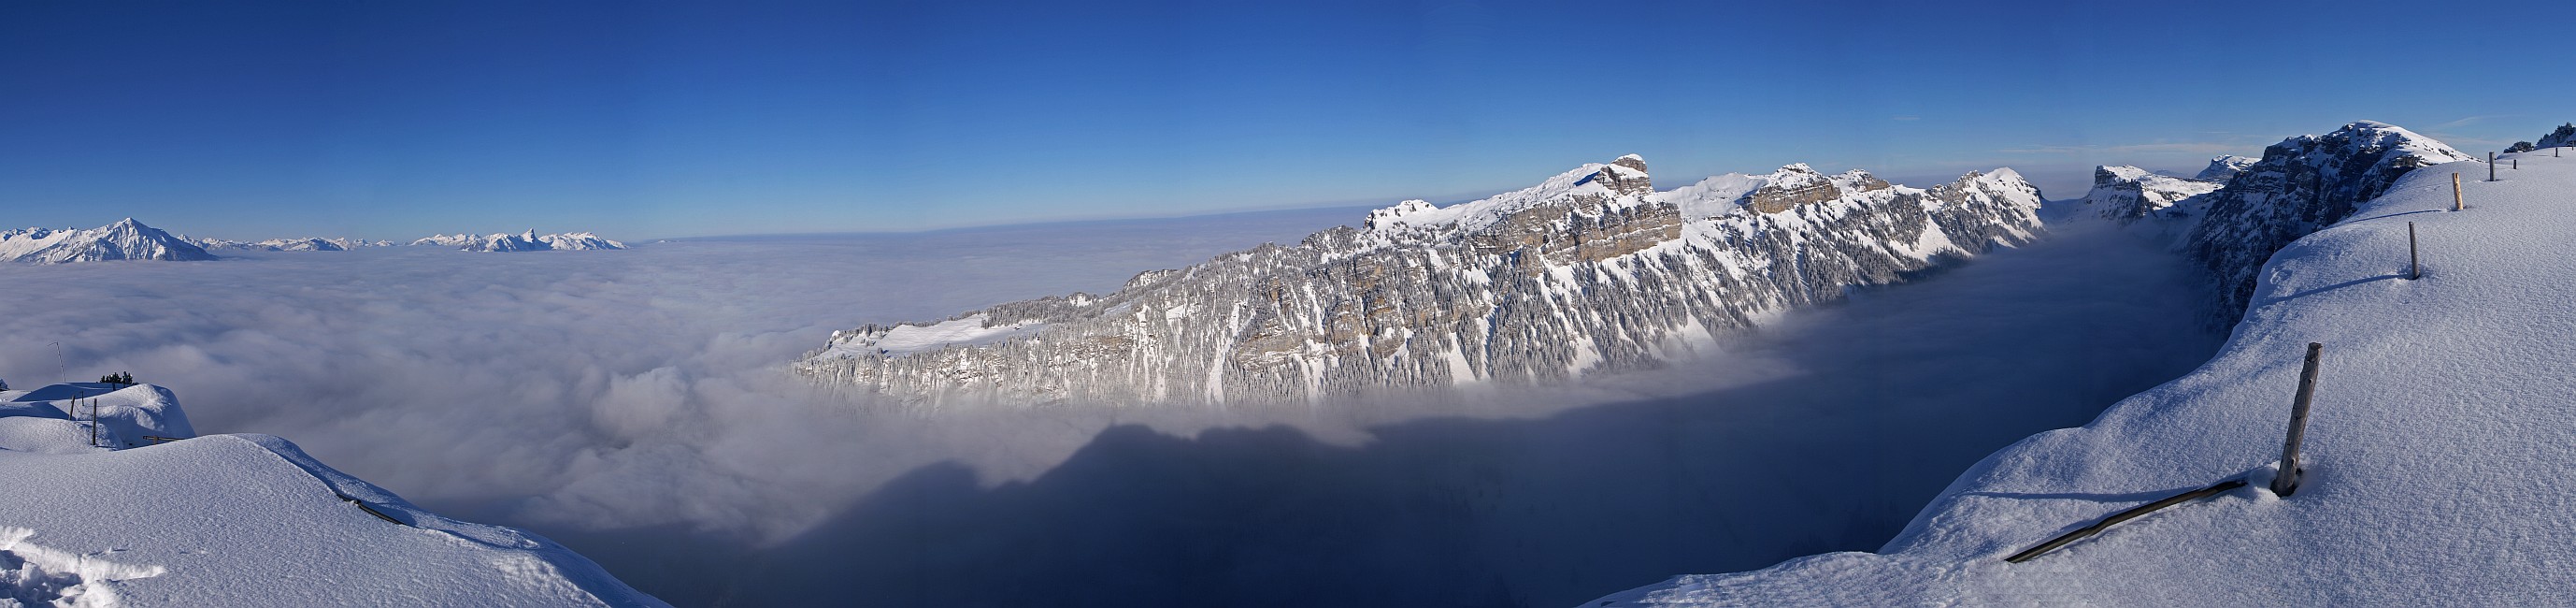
(2409, 222), (2420, 280)
(2489, 152), (2497, 181)
(2273, 342), (2324, 497)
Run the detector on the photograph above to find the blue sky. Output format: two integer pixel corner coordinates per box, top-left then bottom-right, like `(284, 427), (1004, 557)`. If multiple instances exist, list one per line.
(4, 0), (2571, 240)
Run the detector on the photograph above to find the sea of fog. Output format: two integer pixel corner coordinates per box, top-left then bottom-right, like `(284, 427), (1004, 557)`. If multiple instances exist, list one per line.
(0, 208), (2223, 607)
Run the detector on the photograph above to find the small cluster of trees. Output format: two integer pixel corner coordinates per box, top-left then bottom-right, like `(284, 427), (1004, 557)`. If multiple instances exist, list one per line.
(98, 371), (136, 385)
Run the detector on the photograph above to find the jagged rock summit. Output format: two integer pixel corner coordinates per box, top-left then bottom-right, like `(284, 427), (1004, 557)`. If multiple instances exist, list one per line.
(798, 155), (2047, 407)
(0, 218), (217, 264)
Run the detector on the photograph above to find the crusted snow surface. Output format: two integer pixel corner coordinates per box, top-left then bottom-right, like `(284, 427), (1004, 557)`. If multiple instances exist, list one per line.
(1590, 150), (2576, 606)
(0, 384), (665, 607)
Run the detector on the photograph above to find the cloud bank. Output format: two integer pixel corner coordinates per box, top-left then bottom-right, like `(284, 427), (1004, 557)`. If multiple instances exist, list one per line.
(0, 209), (2224, 606)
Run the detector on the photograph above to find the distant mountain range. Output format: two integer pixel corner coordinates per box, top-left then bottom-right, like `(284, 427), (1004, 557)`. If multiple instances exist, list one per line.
(408, 230), (624, 252)
(0, 220), (626, 264)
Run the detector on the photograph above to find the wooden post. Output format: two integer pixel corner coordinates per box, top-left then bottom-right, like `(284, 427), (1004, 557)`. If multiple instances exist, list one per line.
(2273, 342), (2324, 497)
(2489, 152), (2497, 181)
(2453, 173), (2464, 210)
(2408, 223), (2420, 280)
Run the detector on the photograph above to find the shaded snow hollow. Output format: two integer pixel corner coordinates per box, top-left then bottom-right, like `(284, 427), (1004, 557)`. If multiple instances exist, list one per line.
(1590, 152), (2576, 604)
(0, 384), (665, 607)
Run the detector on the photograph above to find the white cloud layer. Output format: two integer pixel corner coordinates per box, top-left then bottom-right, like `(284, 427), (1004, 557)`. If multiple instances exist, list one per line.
(0, 210), (2225, 606)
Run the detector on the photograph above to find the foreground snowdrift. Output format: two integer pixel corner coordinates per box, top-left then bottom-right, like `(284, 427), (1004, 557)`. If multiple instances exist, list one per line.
(0, 384), (664, 606)
(1592, 151), (2576, 605)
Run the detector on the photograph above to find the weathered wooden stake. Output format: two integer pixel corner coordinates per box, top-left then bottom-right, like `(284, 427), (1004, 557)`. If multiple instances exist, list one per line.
(2488, 152), (2497, 181)
(2273, 342), (2323, 497)
(2453, 173), (2464, 210)
(2408, 223), (2420, 280)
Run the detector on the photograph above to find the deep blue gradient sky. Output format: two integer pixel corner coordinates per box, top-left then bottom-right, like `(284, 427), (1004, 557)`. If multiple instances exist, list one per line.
(5, 1), (2571, 240)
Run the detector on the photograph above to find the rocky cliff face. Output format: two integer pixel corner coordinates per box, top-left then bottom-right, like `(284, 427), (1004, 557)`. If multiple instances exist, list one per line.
(2183, 121), (2470, 319)
(796, 155), (2047, 407)
(0, 219), (216, 264)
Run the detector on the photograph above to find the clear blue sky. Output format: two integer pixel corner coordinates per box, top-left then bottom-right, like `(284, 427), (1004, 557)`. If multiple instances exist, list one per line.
(4, 0), (2571, 240)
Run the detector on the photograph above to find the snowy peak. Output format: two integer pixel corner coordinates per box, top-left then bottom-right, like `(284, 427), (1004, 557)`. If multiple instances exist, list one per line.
(1360, 155), (1652, 234)
(1744, 164), (1892, 213)
(0, 219), (216, 264)
(411, 231), (626, 252)
(2081, 165), (2224, 224)
(2195, 154), (2258, 181)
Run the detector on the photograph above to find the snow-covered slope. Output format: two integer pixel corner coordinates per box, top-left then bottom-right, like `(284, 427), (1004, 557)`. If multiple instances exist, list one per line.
(0, 219), (215, 264)
(412, 231), (626, 252)
(2073, 165), (2224, 225)
(2184, 121), (2471, 319)
(0, 383), (665, 606)
(798, 155), (2045, 406)
(1588, 150), (2576, 606)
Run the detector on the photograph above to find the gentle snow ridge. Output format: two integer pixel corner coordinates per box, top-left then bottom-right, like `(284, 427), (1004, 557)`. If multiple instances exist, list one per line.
(1590, 148), (2576, 605)
(0, 383), (666, 606)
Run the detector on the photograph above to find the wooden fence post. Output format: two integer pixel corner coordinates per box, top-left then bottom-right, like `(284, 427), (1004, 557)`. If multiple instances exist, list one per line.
(2273, 342), (2323, 497)
(2453, 173), (2464, 210)
(2489, 152), (2497, 181)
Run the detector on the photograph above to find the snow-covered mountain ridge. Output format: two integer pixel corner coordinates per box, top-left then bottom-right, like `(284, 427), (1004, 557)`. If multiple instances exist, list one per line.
(797, 155), (2045, 406)
(0, 219), (214, 264)
(2182, 121), (2471, 319)
(2072, 165), (2225, 225)
(1589, 145), (2574, 605)
(186, 236), (393, 252)
(411, 230), (625, 252)
(0, 382), (665, 606)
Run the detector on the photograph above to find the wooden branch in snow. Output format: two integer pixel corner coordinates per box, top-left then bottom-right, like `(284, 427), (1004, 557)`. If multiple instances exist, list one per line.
(2004, 478), (2250, 563)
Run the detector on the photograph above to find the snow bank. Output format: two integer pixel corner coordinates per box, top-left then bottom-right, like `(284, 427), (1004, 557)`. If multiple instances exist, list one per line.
(1589, 151), (2576, 604)
(0, 384), (665, 606)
